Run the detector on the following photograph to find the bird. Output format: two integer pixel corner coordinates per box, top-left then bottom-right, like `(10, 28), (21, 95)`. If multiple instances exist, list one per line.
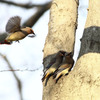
(0, 16), (35, 44)
(53, 52), (74, 83)
(43, 50), (66, 74)
(42, 51), (66, 86)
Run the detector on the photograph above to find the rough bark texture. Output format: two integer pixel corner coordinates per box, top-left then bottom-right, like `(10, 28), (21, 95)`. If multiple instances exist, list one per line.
(75, 0), (100, 99)
(78, 0), (100, 58)
(43, 0), (78, 69)
(78, 26), (100, 58)
(43, 0), (100, 99)
(43, 53), (100, 100)
(43, 0), (78, 100)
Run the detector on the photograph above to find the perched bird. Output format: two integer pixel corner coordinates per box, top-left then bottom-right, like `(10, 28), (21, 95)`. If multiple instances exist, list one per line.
(0, 16), (35, 44)
(43, 50), (66, 74)
(53, 52), (74, 83)
(42, 51), (65, 86)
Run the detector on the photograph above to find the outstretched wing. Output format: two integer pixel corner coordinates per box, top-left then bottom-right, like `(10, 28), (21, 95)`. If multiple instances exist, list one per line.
(6, 16), (21, 33)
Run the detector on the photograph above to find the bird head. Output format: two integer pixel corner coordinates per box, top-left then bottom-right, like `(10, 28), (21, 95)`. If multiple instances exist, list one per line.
(59, 50), (66, 56)
(63, 52), (74, 66)
(23, 27), (35, 37)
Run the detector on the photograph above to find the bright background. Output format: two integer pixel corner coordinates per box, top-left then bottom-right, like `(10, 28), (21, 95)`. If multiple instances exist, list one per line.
(0, 0), (88, 100)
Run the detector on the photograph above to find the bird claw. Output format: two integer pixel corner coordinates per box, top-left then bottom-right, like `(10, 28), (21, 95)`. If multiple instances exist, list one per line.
(16, 40), (20, 43)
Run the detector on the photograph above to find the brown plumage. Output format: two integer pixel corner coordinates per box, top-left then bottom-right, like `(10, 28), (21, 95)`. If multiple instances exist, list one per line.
(42, 51), (65, 86)
(53, 52), (74, 83)
(0, 16), (35, 44)
(6, 16), (35, 42)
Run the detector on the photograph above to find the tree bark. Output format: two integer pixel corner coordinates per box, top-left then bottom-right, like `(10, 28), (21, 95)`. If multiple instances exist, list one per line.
(43, 0), (100, 100)
(72, 0), (100, 100)
(42, 0), (78, 100)
(78, 0), (100, 58)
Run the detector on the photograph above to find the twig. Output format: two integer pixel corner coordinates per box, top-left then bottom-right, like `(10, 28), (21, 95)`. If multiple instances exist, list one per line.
(0, 53), (23, 100)
(23, 2), (51, 27)
(0, 2), (51, 42)
(0, 67), (42, 72)
(0, 0), (51, 9)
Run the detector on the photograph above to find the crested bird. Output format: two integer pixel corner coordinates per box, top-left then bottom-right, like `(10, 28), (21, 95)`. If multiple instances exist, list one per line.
(53, 52), (74, 83)
(0, 16), (35, 44)
(42, 51), (65, 86)
(43, 50), (66, 74)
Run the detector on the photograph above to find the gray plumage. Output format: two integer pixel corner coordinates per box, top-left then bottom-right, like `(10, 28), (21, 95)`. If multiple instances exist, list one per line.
(53, 52), (74, 83)
(6, 16), (21, 33)
(42, 51), (65, 86)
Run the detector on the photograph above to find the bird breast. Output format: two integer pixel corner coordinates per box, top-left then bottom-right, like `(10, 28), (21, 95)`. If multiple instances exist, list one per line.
(6, 31), (26, 41)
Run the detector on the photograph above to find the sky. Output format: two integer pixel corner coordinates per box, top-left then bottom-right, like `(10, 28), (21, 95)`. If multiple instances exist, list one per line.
(0, 0), (88, 100)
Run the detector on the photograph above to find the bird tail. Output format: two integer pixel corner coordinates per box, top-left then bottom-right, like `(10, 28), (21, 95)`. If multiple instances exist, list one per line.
(42, 72), (53, 86)
(44, 74), (53, 86)
(42, 72), (50, 82)
(42, 74), (46, 82)
(0, 40), (12, 45)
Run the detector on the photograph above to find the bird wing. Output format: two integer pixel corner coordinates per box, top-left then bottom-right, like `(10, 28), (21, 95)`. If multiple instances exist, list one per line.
(6, 16), (21, 33)
(43, 56), (56, 74)
(53, 64), (69, 78)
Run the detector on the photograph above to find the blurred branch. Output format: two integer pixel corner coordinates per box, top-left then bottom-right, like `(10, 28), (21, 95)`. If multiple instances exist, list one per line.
(0, 0), (51, 9)
(0, 1), (51, 42)
(0, 67), (42, 72)
(0, 53), (23, 100)
(23, 2), (51, 27)
(0, 33), (7, 42)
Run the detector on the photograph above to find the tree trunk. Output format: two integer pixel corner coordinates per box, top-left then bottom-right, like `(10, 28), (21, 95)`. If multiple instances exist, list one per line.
(75, 0), (100, 99)
(42, 0), (78, 100)
(43, 0), (100, 100)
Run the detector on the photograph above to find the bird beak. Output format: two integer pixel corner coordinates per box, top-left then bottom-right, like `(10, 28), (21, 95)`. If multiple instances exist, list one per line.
(32, 32), (36, 37)
(28, 32), (36, 37)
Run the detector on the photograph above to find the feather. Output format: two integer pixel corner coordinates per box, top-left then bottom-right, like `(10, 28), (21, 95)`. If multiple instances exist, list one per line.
(6, 16), (21, 33)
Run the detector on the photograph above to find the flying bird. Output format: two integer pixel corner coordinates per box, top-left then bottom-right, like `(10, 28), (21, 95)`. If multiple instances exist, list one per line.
(53, 52), (74, 83)
(42, 51), (65, 86)
(0, 16), (35, 44)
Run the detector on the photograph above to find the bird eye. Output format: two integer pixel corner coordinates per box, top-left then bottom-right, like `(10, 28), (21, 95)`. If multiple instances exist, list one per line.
(30, 29), (33, 33)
